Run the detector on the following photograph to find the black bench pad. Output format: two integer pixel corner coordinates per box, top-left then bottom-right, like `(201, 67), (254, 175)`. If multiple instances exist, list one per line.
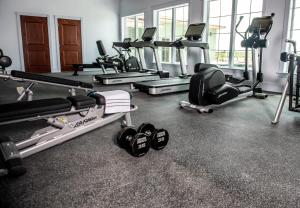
(11, 70), (93, 89)
(0, 98), (72, 122)
(67, 96), (96, 110)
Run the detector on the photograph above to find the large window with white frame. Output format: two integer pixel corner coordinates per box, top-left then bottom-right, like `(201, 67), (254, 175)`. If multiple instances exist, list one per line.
(289, 0), (300, 55)
(207, 0), (263, 68)
(154, 4), (189, 63)
(122, 14), (144, 41)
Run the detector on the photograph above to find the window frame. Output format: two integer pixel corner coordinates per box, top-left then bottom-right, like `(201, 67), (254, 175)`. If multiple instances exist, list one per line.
(288, 0), (300, 54)
(154, 3), (189, 64)
(205, 0), (265, 69)
(121, 13), (145, 41)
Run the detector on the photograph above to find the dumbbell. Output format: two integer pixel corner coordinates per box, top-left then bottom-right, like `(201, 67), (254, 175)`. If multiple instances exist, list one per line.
(137, 123), (169, 150)
(117, 127), (151, 157)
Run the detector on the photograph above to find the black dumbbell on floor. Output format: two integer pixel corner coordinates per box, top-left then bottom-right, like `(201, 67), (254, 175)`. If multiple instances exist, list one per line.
(117, 127), (151, 157)
(137, 123), (169, 150)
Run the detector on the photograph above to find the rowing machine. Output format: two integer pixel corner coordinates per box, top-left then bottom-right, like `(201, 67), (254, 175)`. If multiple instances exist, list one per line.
(0, 90), (136, 177)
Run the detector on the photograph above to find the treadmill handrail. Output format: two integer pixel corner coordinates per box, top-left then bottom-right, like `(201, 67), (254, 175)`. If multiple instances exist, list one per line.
(130, 41), (156, 49)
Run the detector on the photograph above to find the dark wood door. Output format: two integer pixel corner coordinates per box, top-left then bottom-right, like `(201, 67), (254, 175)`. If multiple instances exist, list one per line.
(20, 15), (51, 73)
(58, 19), (82, 71)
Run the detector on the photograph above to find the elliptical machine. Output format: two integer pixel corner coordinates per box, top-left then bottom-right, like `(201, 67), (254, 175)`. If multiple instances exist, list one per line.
(112, 38), (141, 72)
(179, 14), (274, 113)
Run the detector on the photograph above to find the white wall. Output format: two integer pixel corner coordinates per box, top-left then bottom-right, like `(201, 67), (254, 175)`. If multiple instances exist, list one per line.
(120, 0), (291, 92)
(0, 0), (120, 72)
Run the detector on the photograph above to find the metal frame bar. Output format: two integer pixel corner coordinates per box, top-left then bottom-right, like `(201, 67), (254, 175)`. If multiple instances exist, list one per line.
(179, 91), (253, 113)
(228, 0), (237, 67)
(0, 74), (92, 91)
(1, 105), (137, 158)
(0, 73), (92, 101)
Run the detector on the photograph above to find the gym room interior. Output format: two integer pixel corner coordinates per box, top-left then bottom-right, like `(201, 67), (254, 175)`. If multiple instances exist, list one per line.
(0, 0), (299, 207)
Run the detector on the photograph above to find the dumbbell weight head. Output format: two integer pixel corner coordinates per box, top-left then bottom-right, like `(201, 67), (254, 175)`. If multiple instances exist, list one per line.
(151, 129), (169, 150)
(117, 127), (150, 157)
(137, 123), (156, 138)
(117, 127), (136, 149)
(130, 133), (150, 157)
(0, 56), (12, 68)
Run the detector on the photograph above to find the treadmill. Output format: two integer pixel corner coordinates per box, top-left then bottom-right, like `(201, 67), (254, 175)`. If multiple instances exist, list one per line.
(133, 23), (209, 95)
(94, 27), (165, 85)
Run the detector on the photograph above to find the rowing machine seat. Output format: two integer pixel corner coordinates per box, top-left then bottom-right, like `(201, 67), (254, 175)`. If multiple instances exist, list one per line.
(67, 95), (96, 110)
(0, 98), (71, 122)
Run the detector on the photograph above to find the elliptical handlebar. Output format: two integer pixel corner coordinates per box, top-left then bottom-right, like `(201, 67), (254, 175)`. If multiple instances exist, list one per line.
(235, 16), (246, 39)
(286, 39), (297, 54)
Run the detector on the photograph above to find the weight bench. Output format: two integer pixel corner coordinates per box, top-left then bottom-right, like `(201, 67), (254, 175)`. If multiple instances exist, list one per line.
(0, 70), (93, 101)
(0, 90), (136, 177)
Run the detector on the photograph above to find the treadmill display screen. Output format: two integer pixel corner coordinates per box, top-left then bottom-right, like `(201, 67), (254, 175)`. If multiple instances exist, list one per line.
(185, 23), (206, 40)
(142, 27), (157, 41)
(123, 38), (131, 43)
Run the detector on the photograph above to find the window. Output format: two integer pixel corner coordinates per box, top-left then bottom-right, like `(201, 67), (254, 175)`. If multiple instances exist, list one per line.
(122, 14), (144, 41)
(207, 0), (263, 68)
(289, 0), (300, 55)
(155, 4), (189, 63)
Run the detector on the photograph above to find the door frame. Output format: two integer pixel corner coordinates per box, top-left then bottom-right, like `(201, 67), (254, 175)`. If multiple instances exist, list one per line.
(16, 12), (54, 72)
(54, 15), (85, 72)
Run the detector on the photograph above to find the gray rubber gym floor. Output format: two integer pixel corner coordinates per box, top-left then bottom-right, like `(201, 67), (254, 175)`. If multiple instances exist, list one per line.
(0, 72), (299, 208)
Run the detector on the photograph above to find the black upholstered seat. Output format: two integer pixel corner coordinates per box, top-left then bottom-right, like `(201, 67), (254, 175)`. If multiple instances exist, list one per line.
(0, 98), (72, 122)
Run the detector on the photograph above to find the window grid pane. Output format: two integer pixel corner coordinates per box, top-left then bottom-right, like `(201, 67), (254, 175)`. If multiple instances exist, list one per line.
(122, 14), (144, 57)
(136, 15), (144, 39)
(289, 1), (299, 54)
(157, 4), (189, 64)
(233, 0), (263, 68)
(207, 0), (263, 68)
(175, 6), (189, 62)
(208, 0), (232, 66)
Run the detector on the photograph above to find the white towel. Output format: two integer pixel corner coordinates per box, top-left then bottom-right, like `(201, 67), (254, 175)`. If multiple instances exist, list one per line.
(95, 90), (131, 114)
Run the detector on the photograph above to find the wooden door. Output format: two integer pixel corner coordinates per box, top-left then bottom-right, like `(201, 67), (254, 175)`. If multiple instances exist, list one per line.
(20, 15), (51, 73)
(58, 19), (82, 71)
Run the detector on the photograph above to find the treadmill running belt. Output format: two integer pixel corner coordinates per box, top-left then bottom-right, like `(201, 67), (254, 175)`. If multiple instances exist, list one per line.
(134, 78), (190, 87)
(95, 72), (157, 79)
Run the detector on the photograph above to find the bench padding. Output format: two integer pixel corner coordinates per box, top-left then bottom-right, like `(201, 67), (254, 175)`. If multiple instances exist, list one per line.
(11, 70), (93, 89)
(67, 96), (96, 110)
(0, 98), (72, 122)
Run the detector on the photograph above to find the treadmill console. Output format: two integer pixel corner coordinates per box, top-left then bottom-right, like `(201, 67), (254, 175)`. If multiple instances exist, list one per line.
(185, 23), (206, 41)
(142, 27), (157, 42)
(123, 38), (131, 43)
